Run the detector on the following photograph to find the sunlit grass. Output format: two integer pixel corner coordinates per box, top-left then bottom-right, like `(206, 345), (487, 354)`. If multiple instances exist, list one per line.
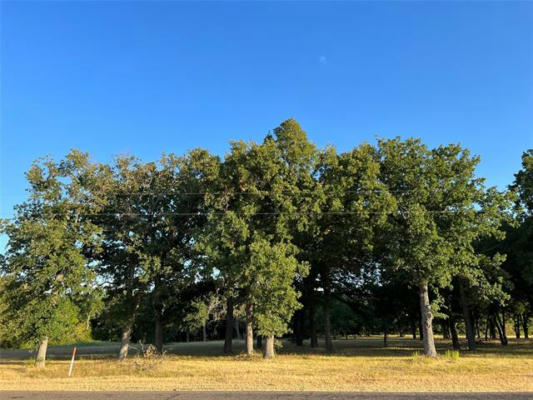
(1, 337), (532, 392)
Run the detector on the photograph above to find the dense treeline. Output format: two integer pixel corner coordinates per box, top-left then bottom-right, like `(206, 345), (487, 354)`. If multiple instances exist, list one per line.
(1, 120), (531, 366)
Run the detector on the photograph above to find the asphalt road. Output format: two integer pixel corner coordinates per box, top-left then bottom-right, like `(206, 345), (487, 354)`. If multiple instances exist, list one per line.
(1, 392), (532, 400)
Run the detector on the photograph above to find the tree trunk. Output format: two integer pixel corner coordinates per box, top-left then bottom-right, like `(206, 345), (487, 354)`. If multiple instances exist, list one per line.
(449, 316), (460, 350)
(502, 312), (507, 342)
(442, 320), (450, 339)
(515, 315), (521, 339)
(202, 321), (207, 342)
(418, 283), (437, 357)
(523, 314), (530, 340)
(310, 306), (318, 348)
(35, 337), (48, 368)
(263, 335), (275, 359)
(411, 319), (417, 340)
(494, 311), (508, 346)
(245, 302), (254, 356)
(324, 302), (333, 352)
(489, 315), (497, 339)
(154, 314), (163, 354)
(294, 309), (304, 346)
(383, 321), (388, 347)
(459, 280), (476, 351)
(152, 276), (164, 354)
(256, 335), (263, 349)
(118, 325), (132, 361)
(234, 317), (241, 340)
(224, 297), (234, 353)
(119, 292), (141, 361)
(418, 315), (424, 340)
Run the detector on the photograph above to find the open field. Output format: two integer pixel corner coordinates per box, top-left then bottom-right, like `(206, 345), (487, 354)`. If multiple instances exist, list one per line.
(3, 392), (533, 400)
(1, 337), (533, 392)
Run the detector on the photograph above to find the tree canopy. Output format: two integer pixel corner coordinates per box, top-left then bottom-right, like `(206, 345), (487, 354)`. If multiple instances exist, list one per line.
(1, 121), (530, 362)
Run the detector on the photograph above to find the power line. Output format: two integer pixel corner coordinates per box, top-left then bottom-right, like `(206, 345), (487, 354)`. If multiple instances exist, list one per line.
(1, 208), (482, 221)
(2, 187), (483, 197)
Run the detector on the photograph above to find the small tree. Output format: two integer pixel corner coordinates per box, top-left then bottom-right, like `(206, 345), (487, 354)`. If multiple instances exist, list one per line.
(247, 238), (307, 358)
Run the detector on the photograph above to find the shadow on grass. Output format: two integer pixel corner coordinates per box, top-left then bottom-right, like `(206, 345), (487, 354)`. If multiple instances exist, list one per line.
(1, 336), (532, 363)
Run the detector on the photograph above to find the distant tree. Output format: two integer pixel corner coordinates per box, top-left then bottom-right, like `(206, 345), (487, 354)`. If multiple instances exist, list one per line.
(486, 149), (533, 341)
(177, 301), (203, 341)
(514, 149), (533, 214)
(504, 218), (533, 338)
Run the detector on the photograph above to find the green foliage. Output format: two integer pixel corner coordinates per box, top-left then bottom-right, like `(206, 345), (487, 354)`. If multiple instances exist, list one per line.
(249, 238), (307, 337)
(0, 275), (17, 347)
(1, 122), (530, 356)
(314, 298), (361, 336)
(1, 152), (102, 347)
(376, 137), (510, 291)
(182, 300), (209, 334)
(198, 119), (317, 339)
(513, 149), (533, 214)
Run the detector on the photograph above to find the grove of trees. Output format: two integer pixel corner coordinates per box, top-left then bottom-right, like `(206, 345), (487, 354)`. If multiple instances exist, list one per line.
(1, 119), (531, 366)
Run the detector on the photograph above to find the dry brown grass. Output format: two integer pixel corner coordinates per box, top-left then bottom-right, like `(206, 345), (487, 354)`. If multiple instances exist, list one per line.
(1, 337), (532, 392)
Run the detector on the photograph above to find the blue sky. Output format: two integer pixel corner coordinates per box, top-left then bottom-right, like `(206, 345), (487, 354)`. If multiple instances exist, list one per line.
(1, 1), (532, 227)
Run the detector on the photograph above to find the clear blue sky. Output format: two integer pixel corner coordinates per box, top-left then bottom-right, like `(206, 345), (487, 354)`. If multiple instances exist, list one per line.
(1, 1), (532, 226)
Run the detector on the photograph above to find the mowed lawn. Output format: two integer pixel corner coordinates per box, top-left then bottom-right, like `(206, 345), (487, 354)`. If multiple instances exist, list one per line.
(1, 337), (533, 392)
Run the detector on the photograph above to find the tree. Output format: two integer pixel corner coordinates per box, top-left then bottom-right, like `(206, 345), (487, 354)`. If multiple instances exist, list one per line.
(513, 149), (533, 214)
(89, 156), (155, 360)
(249, 238), (306, 358)
(0, 152), (102, 367)
(199, 119), (313, 357)
(378, 138), (506, 356)
(0, 274), (17, 347)
(313, 143), (396, 351)
(134, 150), (219, 353)
(488, 149), (533, 341)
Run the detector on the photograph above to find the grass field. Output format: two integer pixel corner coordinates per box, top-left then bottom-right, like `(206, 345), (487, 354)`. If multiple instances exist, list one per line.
(1, 337), (533, 392)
